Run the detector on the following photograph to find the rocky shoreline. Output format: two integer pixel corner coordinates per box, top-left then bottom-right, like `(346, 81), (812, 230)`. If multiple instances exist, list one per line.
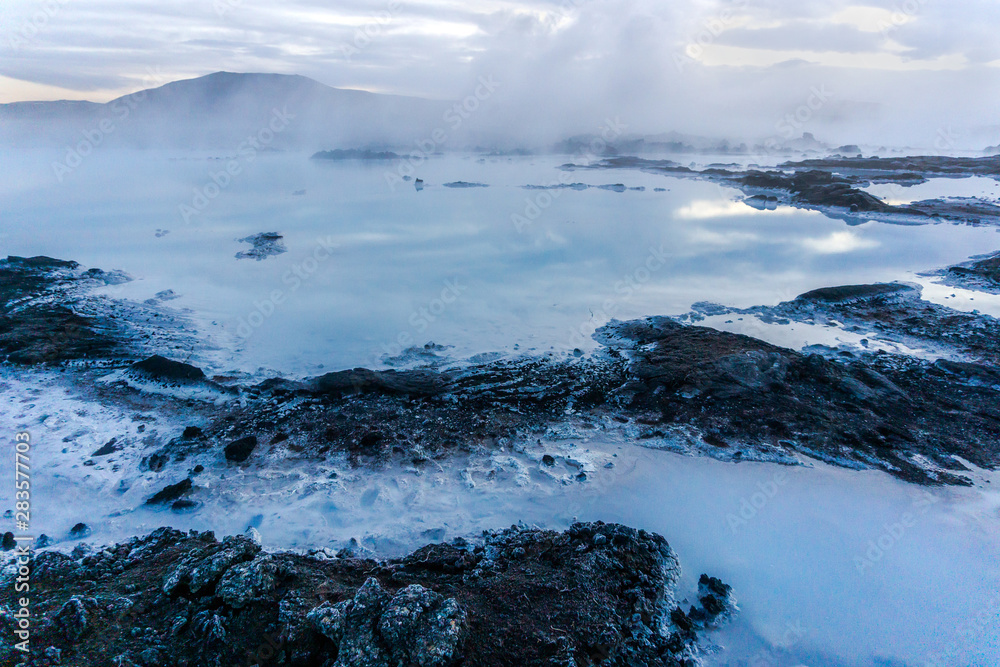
(924, 251), (1000, 294)
(561, 154), (1000, 225)
(3, 251), (1000, 493)
(4, 152), (1000, 663)
(0, 523), (735, 666)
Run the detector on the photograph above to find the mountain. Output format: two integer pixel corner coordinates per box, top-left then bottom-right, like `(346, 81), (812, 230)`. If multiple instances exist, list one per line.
(0, 72), (448, 149)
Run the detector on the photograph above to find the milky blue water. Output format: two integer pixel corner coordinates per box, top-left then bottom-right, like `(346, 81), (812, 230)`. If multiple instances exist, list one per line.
(2, 149), (1000, 666)
(2, 149), (1000, 376)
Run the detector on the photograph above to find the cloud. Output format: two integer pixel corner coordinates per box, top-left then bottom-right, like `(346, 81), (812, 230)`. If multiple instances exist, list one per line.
(0, 0), (998, 148)
(800, 230), (879, 254)
(713, 21), (887, 54)
(686, 229), (761, 246)
(675, 200), (816, 220)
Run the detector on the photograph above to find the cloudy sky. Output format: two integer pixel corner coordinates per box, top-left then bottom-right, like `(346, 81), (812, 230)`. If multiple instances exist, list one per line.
(2, 0), (998, 147)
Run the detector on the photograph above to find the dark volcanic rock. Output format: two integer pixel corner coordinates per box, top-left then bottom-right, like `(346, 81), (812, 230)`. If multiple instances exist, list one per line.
(0, 256), (122, 363)
(308, 577), (466, 666)
(129, 355), (206, 383)
(908, 197), (1000, 221)
(307, 367), (452, 397)
(235, 232), (287, 261)
(69, 523), (91, 539)
(742, 169), (898, 213)
(780, 155), (1000, 178)
(311, 149), (402, 160)
(1, 523), (724, 667)
(53, 596), (89, 642)
(167, 282), (1000, 486)
(687, 574), (736, 629)
(597, 312), (1000, 485)
(769, 282), (1000, 367)
(145, 478), (193, 505)
(940, 252), (1000, 292)
(795, 283), (913, 304)
(443, 181), (489, 188)
(92, 438), (119, 456)
(562, 155), (1000, 224)
(225, 435), (258, 462)
(213, 355), (626, 468)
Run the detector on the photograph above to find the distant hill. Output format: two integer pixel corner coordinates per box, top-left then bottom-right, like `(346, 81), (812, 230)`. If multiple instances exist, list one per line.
(0, 72), (447, 149)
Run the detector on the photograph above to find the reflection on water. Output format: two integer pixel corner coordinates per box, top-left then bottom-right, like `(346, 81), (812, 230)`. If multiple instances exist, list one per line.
(3, 150), (1000, 666)
(2, 150), (999, 376)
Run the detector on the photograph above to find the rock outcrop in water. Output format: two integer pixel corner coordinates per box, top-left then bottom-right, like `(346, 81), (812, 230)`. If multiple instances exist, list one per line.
(0, 256), (197, 366)
(562, 154), (1000, 225)
(929, 252), (1000, 293)
(778, 155), (1000, 179)
(0, 523), (731, 666)
(235, 233), (287, 261)
(311, 149), (403, 161)
(0, 256), (125, 364)
(139, 292), (999, 486)
(597, 314), (1000, 485)
(5, 256), (1000, 486)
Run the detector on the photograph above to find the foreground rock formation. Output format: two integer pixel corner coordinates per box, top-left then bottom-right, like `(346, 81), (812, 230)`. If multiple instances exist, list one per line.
(0, 523), (734, 666)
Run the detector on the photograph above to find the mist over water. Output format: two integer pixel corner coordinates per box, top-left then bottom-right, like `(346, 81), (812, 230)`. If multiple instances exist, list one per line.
(3, 2), (1000, 665)
(2, 149), (999, 376)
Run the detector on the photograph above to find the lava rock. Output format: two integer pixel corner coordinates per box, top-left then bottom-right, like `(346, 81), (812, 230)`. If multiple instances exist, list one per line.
(216, 555), (279, 609)
(235, 232), (287, 261)
(53, 596), (89, 642)
(224, 436), (258, 463)
(69, 523), (91, 539)
(307, 577), (466, 667)
(92, 438), (119, 456)
(145, 478), (193, 505)
(130, 356), (206, 383)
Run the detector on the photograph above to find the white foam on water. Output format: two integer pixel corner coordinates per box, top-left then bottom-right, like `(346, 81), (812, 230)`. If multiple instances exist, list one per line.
(2, 368), (998, 666)
(3, 151), (1000, 665)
